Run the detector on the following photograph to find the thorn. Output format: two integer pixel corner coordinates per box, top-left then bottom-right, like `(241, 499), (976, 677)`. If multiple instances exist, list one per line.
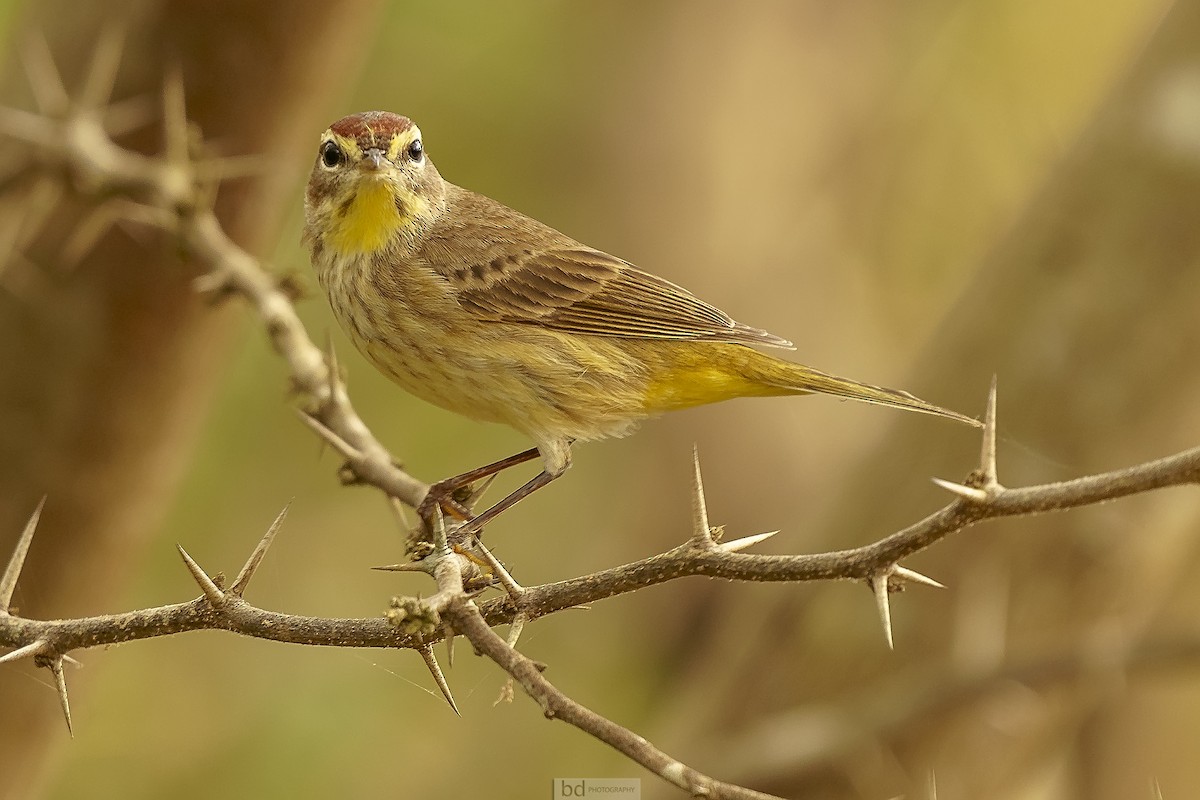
(102, 93), (157, 137)
(372, 561), (430, 573)
(80, 23), (126, 111)
(868, 572), (894, 650)
(192, 270), (235, 297)
(463, 585), (491, 602)
(161, 65), (189, 167)
(507, 612), (528, 649)
(17, 177), (64, 253)
(981, 375), (999, 487)
(294, 409), (362, 461)
(1, 497), (45, 614)
(690, 445), (715, 548)
(110, 199), (178, 233)
(21, 33), (69, 116)
(61, 199), (123, 268)
(892, 565), (945, 590)
(719, 530), (779, 553)
(930, 477), (990, 503)
(61, 653), (82, 668)
(230, 503), (289, 597)
(386, 495), (416, 535)
(49, 657), (72, 736)
(460, 474), (498, 514)
(0, 104), (55, 144)
(430, 506), (450, 561)
(470, 535), (524, 600)
(443, 622), (456, 668)
(321, 331), (340, 393)
(0, 639), (48, 664)
(419, 645), (459, 716)
(176, 545), (226, 607)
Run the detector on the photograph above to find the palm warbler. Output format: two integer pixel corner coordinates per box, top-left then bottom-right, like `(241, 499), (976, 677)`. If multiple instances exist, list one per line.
(303, 111), (977, 531)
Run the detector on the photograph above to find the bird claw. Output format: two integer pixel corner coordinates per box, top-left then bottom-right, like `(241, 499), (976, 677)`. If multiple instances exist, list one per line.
(418, 481), (476, 536)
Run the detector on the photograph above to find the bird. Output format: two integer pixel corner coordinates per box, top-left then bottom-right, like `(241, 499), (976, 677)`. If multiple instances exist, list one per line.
(302, 110), (978, 533)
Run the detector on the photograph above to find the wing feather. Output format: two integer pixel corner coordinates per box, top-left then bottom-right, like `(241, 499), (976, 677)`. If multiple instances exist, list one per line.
(453, 248), (792, 348)
(427, 189), (793, 349)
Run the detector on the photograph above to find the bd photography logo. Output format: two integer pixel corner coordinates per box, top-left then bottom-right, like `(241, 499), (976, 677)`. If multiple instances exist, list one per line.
(552, 778), (641, 798)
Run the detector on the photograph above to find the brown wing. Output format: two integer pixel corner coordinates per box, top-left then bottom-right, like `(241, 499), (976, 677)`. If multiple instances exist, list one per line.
(452, 246), (793, 348)
(423, 188), (795, 351)
(420, 185), (793, 347)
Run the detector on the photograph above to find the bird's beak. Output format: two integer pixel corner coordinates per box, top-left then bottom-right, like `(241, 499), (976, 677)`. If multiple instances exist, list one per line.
(362, 148), (388, 171)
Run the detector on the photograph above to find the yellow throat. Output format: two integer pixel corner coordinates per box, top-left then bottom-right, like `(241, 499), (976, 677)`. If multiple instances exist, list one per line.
(327, 179), (409, 255)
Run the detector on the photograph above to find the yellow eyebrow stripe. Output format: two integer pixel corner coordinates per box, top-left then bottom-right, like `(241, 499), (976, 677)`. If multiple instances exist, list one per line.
(387, 127), (421, 161)
(319, 131), (364, 159)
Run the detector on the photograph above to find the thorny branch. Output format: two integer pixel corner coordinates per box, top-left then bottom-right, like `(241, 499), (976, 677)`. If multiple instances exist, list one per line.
(0, 35), (1198, 800)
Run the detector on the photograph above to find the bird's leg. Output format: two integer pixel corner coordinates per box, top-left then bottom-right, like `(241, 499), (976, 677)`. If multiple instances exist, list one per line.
(418, 447), (541, 529)
(456, 439), (571, 535)
(457, 469), (560, 536)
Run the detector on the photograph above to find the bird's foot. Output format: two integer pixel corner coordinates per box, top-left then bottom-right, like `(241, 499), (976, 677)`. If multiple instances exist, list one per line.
(418, 479), (479, 538)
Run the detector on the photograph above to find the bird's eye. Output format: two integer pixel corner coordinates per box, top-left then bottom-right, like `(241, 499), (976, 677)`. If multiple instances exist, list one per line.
(320, 141), (343, 168)
(407, 139), (423, 162)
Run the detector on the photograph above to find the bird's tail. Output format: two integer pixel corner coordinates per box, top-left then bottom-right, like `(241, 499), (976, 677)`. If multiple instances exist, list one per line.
(743, 347), (981, 427)
(642, 343), (980, 427)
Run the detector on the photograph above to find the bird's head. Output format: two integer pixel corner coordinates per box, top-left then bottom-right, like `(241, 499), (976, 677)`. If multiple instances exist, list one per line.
(305, 111), (445, 257)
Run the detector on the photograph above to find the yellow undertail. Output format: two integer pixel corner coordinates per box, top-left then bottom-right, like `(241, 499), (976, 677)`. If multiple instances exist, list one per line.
(641, 342), (980, 427)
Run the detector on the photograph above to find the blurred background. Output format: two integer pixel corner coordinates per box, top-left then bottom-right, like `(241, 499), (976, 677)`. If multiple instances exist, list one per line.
(1, 1), (1198, 798)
